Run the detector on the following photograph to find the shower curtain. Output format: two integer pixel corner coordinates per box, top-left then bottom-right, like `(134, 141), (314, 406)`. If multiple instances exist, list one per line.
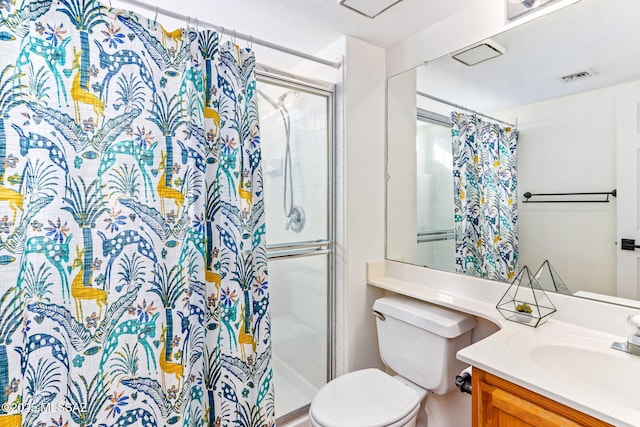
(0, 1), (274, 426)
(451, 112), (518, 283)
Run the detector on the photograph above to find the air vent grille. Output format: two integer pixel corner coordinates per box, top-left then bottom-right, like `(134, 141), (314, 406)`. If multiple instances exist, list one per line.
(560, 71), (593, 83)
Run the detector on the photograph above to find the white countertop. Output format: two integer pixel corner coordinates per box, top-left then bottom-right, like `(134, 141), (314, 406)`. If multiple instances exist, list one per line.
(458, 319), (640, 426)
(367, 260), (640, 427)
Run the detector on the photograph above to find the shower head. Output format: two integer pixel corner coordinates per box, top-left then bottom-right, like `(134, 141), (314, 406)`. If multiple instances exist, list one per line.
(257, 89), (294, 111)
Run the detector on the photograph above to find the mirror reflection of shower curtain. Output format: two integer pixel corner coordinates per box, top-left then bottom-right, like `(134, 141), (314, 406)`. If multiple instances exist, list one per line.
(451, 112), (519, 282)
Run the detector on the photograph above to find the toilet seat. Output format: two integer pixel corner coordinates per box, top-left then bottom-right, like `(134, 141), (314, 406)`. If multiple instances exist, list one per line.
(309, 368), (422, 427)
(309, 404), (419, 427)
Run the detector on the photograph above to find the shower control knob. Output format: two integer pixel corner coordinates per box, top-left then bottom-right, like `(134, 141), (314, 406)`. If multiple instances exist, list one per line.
(286, 205), (306, 233)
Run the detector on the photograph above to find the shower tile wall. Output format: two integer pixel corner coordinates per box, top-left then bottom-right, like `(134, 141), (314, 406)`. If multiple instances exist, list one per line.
(258, 82), (330, 418)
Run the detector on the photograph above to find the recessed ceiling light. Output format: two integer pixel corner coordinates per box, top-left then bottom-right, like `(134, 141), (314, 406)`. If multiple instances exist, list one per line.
(339, 0), (403, 18)
(451, 40), (505, 66)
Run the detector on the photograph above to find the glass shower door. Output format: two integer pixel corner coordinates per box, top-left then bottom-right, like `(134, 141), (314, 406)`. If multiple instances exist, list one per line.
(257, 74), (333, 420)
(416, 111), (456, 272)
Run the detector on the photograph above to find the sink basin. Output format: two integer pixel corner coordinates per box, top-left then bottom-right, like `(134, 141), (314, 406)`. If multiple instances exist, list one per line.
(508, 331), (640, 408)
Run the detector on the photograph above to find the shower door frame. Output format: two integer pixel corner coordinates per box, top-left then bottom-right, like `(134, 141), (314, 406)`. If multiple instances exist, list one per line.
(256, 70), (336, 422)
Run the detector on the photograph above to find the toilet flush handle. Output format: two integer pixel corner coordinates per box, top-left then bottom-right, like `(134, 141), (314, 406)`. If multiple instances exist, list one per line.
(372, 310), (385, 321)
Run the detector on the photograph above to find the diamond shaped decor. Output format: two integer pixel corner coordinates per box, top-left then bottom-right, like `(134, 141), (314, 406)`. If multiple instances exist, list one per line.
(496, 265), (556, 327)
(534, 260), (571, 295)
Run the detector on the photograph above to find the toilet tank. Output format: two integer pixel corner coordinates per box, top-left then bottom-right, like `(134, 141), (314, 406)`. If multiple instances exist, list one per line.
(373, 295), (475, 395)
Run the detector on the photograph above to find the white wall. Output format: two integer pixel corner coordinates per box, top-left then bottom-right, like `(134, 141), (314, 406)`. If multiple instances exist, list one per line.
(494, 82), (630, 296)
(337, 36), (387, 374)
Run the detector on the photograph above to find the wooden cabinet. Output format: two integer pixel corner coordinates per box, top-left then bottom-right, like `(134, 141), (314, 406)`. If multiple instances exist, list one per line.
(472, 368), (613, 427)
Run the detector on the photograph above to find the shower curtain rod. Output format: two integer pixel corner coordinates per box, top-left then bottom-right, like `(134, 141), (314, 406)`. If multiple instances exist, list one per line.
(117, 0), (342, 69)
(417, 91), (516, 128)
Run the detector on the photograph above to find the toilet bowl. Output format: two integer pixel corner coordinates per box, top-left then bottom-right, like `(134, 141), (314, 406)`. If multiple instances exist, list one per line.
(309, 369), (426, 427)
(309, 295), (475, 427)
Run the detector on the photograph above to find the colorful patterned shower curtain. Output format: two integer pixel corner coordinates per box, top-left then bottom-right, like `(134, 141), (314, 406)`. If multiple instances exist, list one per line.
(0, 1), (274, 426)
(451, 112), (518, 283)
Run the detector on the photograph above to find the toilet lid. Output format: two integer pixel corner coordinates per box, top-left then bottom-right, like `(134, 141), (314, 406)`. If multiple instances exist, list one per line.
(310, 368), (421, 427)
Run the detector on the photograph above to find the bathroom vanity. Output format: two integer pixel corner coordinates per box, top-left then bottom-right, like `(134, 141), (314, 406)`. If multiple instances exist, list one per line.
(472, 369), (611, 426)
(367, 260), (640, 427)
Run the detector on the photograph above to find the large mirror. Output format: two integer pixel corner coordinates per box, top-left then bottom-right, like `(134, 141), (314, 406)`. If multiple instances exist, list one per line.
(387, 0), (640, 300)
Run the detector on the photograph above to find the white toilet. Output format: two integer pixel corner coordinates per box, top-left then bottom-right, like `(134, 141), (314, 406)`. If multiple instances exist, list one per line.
(309, 295), (475, 427)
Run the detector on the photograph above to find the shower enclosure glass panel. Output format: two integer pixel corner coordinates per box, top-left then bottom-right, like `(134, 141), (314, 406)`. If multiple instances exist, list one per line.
(257, 75), (332, 420)
(269, 255), (328, 417)
(416, 114), (456, 272)
(259, 82), (329, 244)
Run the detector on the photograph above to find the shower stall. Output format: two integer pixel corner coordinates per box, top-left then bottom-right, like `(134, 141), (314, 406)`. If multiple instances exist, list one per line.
(256, 72), (334, 421)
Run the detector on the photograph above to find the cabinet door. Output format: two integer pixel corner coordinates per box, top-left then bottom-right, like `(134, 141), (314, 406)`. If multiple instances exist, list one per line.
(486, 385), (581, 426)
(472, 368), (612, 427)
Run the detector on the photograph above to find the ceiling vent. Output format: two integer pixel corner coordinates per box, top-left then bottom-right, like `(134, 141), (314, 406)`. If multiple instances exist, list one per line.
(559, 70), (596, 83)
(451, 40), (505, 66)
(339, 0), (403, 18)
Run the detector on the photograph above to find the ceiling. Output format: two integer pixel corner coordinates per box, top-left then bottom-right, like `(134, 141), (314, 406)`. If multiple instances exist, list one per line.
(416, 0), (640, 113)
(119, 0), (477, 55)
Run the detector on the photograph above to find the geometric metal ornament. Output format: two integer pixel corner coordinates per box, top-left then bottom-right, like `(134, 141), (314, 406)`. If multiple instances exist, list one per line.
(497, 265), (557, 327)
